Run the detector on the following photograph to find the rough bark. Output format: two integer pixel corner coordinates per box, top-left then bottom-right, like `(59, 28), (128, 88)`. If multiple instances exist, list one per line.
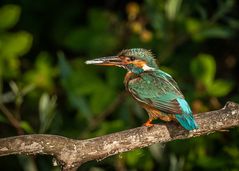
(0, 101), (239, 171)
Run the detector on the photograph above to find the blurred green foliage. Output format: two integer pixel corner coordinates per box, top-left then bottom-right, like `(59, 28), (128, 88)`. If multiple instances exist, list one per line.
(0, 0), (239, 171)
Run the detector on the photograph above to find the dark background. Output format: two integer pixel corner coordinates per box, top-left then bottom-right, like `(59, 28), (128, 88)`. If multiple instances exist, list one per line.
(0, 0), (239, 170)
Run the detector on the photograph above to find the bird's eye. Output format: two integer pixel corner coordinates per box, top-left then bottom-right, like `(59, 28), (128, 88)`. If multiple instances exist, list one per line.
(129, 56), (135, 61)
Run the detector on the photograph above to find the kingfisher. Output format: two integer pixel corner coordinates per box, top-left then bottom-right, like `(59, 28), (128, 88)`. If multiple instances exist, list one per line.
(85, 48), (198, 130)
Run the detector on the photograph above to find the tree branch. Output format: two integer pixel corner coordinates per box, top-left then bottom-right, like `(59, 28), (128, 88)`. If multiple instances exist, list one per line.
(0, 101), (239, 170)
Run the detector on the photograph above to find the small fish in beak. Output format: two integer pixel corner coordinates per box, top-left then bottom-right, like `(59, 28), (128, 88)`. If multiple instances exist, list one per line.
(85, 56), (123, 66)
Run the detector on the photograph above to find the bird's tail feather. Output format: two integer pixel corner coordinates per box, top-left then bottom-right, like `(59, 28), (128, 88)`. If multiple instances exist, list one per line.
(175, 113), (198, 130)
(175, 98), (198, 130)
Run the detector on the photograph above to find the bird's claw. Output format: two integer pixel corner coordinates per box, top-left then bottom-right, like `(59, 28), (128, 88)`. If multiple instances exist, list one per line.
(143, 119), (154, 127)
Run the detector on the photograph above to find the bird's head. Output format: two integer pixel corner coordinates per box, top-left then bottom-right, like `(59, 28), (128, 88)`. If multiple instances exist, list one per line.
(85, 48), (158, 74)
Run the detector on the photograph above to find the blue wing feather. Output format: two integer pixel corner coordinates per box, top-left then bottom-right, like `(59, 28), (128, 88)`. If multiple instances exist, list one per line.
(128, 70), (184, 114)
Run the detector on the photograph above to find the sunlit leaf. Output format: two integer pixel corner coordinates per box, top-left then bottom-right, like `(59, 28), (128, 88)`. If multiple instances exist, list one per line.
(0, 56), (21, 78)
(20, 121), (34, 133)
(0, 5), (21, 30)
(1, 91), (15, 103)
(186, 18), (201, 35)
(124, 148), (153, 170)
(0, 31), (32, 78)
(224, 146), (239, 158)
(190, 54), (216, 87)
(125, 149), (144, 166)
(21, 84), (35, 96)
(0, 31), (32, 58)
(165, 0), (182, 21)
(24, 52), (56, 90)
(18, 156), (37, 171)
(9, 81), (19, 95)
(207, 79), (234, 97)
(39, 93), (50, 122)
(39, 93), (57, 133)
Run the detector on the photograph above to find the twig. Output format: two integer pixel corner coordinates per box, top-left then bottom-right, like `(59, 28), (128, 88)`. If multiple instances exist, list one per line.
(0, 103), (23, 134)
(0, 101), (238, 171)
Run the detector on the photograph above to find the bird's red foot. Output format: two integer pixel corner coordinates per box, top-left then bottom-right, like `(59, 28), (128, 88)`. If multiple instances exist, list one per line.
(143, 119), (154, 127)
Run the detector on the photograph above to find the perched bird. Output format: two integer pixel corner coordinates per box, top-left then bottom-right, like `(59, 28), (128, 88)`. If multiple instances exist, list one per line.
(85, 48), (198, 130)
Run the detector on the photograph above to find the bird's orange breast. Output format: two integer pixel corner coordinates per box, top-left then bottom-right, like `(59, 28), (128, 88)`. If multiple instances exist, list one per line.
(142, 104), (176, 122)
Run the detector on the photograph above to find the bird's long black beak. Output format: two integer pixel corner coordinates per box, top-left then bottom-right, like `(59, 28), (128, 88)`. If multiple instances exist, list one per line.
(85, 56), (123, 66)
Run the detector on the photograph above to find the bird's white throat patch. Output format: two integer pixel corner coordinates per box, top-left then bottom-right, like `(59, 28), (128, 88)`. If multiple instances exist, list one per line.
(142, 64), (155, 71)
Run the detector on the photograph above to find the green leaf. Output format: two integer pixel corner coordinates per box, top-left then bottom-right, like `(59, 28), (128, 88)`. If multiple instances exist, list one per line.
(125, 149), (144, 166)
(0, 31), (33, 57)
(39, 93), (57, 133)
(58, 51), (73, 79)
(0, 5), (21, 30)
(18, 156), (37, 171)
(124, 148), (153, 170)
(24, 52), (56, 90)
(224, 146), (239, 158)
(165, 0), (182, 21)
(212, 0), (234, 22)
(20, 121), (34, 133)
(73, 96), (91, 119)
(190, 54), (216, 87)
(0, 55), (21, 78)
(207, 79), (234, 97)
(186, 18), (201, 35)
(194, 26), (233, 41)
